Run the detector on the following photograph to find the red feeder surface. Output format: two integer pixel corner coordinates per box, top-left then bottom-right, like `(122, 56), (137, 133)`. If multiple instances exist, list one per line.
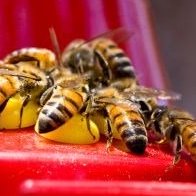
(0, 0), (195, 195)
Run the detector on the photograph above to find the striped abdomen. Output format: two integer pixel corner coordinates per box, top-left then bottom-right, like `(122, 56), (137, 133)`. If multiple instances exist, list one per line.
(37, 86), (87, 133)
(94, 38), (136, 79)
(106, 104), (148, 153)
(3, 47), (56, 71)
(181, 122), (196, 156)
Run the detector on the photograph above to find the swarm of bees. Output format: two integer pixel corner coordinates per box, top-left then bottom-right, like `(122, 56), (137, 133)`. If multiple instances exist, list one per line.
(0, 27), (196, 164)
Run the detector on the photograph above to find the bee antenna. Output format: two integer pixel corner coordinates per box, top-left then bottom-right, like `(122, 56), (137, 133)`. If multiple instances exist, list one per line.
(49, 27), (62, 67)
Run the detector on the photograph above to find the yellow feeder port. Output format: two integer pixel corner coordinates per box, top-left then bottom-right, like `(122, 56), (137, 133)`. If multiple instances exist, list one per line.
(90, 112), (121, 140)
(35, 114), (100, 144)
(0, 94), (39, 129)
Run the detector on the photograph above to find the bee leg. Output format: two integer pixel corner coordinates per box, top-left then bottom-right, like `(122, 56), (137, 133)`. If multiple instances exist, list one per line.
(173, 134), (182, 164)
(99, 108), (113, 151)
(94, 50), (112, 85)
(146, 119), (154, 129)
(105, 117), (113, 152)
(82, 96), (96, 140)
(19, 95), (30, 128)
(39, 86), (54, 106)
(85, 113), (96, 140)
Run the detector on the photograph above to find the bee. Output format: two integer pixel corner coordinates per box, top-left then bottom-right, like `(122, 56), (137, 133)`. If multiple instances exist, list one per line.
(0, 61), (51, 94)
(121, 84), (180, 123)
(89, 87), (148, 154)
(61, 28), (137, 88)
(0, 61), (50, 128)
(35, 75), (91, 134)
(0, 45), (59, 128)
(3, 47), (57, 71)
(33, 30), (93, 134)
(148, 106), (196, 163)
(0, 45), (61, 105)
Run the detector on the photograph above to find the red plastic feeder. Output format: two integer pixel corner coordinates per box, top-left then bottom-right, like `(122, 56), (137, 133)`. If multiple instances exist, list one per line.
(0, 0), (195, 195)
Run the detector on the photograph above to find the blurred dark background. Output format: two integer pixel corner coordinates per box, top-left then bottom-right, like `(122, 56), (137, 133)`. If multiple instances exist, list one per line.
(150, 0), (196, 115)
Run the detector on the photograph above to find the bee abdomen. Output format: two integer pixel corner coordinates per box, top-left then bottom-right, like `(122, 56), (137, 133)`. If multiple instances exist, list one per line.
(109, 105), (147, 153)
(38, 112), (63, 134)
(37, 101), (70, 133)
(37, 89), (86, 133)
(95, 39), (136, 79)
(42, 108), (65, 124)
(119, 117), (147, 154)
(62, 90), (86, 114)
(113, 57), (135, 78)
(121, 127), (148, 154)
(103, 50), (135, 79)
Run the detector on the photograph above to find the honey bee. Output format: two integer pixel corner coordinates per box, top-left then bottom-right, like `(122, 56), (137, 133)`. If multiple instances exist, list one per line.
(0, 44), (59, 128)
(121, 85), (180, 123)
(61, 28), (137, 88)
(35, 75), (91, 134)
(0, 61), (50, 94)
(3, 47), (56, 71)
(89, 87), (148, 154)
(0, 61), (50, 128)
(149, 106), (196, 163)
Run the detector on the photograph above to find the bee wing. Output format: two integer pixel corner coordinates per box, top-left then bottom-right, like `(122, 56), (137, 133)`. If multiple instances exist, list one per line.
(68, 27), (133, 52)
(123, 86), (181, 101)
(86, 27), (133, 45)
(96, 96), (140, 110)
(0, 68), (41, 81)
(56, 74), (89, 89)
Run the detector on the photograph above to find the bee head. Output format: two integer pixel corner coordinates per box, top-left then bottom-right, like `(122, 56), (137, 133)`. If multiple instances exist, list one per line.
(72, 46), (94, 74)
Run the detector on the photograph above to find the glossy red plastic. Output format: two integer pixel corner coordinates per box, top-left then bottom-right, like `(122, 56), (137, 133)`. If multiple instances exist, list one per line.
(0, 0), (195, 195)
